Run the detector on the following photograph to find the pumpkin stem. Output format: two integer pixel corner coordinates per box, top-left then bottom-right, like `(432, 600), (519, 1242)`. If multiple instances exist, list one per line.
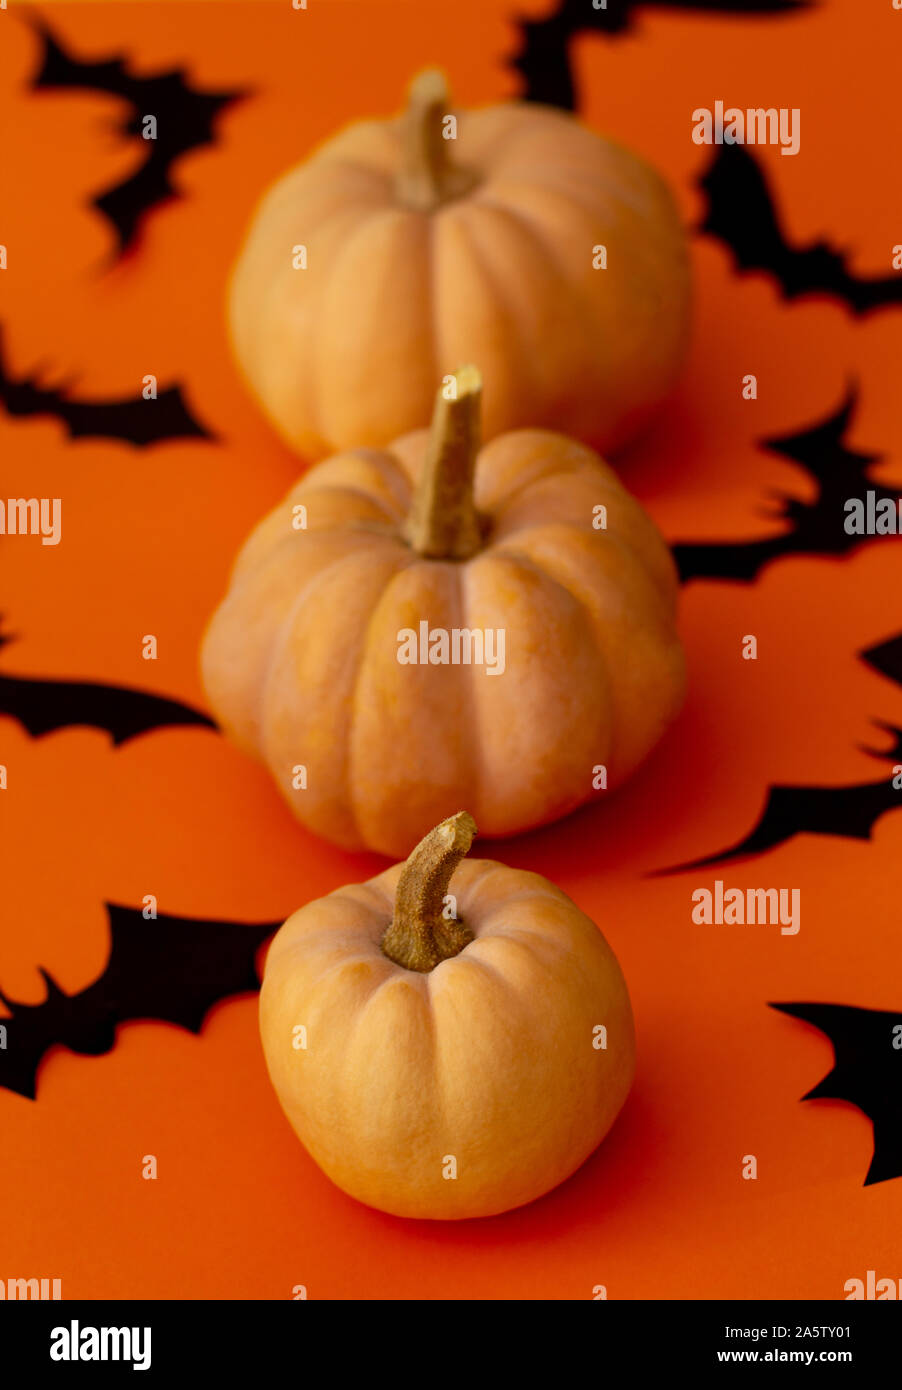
(381, 812), (477, 972)
(403, 365), (484, 559)
(397, 68), (478, 211)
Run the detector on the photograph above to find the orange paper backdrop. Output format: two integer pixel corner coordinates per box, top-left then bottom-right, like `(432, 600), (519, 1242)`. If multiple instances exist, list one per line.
(1, 0), (901, 1299)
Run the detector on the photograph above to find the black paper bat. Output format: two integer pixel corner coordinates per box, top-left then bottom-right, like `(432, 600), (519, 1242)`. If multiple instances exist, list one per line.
(862, 632), (902, 689)
(0, 327), (209, 445)
(674, 388), (897, 584)
(512, 0), (807, 109)
(0, 620), (215, 744)
(0, 904), (277, 1100)
(660, 637), (902, 870)
(770, 1002), (902, 1186)
(30, 21), (245, 255)
(0, 671), (216, 745)
(700, 143), (902, 313)
(0, 616), (216, 743)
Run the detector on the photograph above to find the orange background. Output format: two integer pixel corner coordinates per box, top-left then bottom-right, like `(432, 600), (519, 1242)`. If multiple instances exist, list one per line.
(1, 0), (901, 1298)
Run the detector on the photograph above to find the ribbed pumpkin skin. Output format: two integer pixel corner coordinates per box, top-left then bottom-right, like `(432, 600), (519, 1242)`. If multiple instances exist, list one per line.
(201, 427), (686, 857)
(259, 858), (636, 1219)
(229, 102), (690, 458)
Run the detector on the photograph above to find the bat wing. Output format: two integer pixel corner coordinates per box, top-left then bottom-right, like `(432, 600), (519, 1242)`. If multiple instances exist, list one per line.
(95, 156), (175, 258)
(701, 145), (902, 313)
(700, 144), (839, 292)
(658, 634), (902, 872)
(760, 386), (879, 485)
(0, 904), (277, 1100)
(512, 16), (575, 110)
(0, 671), (216, 744)
(673, 535), (788, 584)
(845, 276), (902, 315)
(672, 388), (896, 583)
(512, 0), (807, 107)
(30, 21), (131, 94)
(0, 328), (209, 444)
(54, 384), (210, 445)
(731, 781), (898, 852)
(663, 0), (808, 7)
(863, 636), (902, 687)
(30, 20), (244, 255)
(658, 779), (899, 872)
(770, 1002), (902, 1186)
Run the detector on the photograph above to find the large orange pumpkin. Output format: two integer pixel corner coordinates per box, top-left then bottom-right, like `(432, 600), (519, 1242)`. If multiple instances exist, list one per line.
(259, 812), (636, 1219)
(228, 69), (691, 458)
(201, 367), (686, 857)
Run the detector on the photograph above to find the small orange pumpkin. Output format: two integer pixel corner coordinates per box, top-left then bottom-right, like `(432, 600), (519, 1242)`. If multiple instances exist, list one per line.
(203, 367), (685, 855)
(259, 812), (636, 1219)
(229, 69), (690, 458)
(201, 367), (685, 857)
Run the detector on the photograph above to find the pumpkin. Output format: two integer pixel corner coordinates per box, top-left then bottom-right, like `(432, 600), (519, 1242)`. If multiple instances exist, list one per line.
(228, 68), (691, 459)
(201, 366), (686, 857)
(7, 0), (899, 1302)
(259, 811), (636, 1219)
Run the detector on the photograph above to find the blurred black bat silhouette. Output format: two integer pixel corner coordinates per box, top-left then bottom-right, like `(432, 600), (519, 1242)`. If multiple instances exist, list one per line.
(0, 327), (209, 444)
(770, 1002), (902, 1185)
(513, 0), (808, 109)
(660, 637), (902, 869)
(0, 670), (216, 745)
(674, 388), (898, 584)
(0, 620), (215, 745)
(30, 20), (244, 255)
(700, 143), (902, 313)
(862, 632), (902, 688)
(0, 904), (277, 1100)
